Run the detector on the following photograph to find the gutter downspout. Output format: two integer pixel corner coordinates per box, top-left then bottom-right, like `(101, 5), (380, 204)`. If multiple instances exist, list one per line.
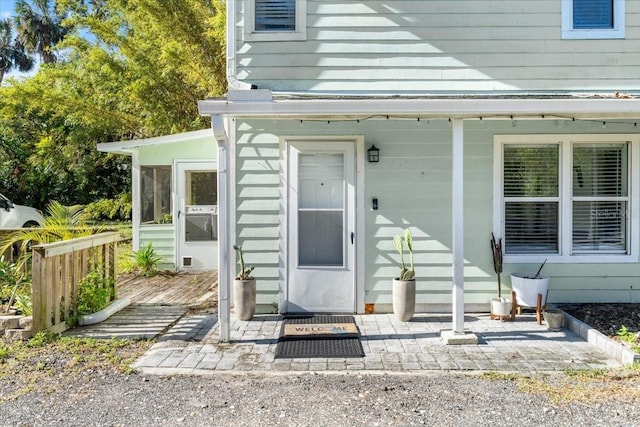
(212, 114), (231, 342)
(227, 0), (255, 91)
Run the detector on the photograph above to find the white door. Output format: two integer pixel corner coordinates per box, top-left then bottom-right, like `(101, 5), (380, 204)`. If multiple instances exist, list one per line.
(287, 140), (356, 313)
(176, 162), (218, 270)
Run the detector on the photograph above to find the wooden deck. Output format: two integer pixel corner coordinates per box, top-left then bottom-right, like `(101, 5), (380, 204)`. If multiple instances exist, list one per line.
(116, 270), (218, 309)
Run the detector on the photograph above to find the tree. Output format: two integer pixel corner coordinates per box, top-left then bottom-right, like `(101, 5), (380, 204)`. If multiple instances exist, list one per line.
(14, 0), (69, 64)
(0, 19), (34, 84)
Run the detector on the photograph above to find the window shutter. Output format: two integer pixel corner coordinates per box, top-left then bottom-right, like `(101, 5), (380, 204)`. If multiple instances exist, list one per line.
(573, 0), (614, 29)
(572, 144), (628, 253)
(503, 145), (560, 254)
(255, 0), (296, 32)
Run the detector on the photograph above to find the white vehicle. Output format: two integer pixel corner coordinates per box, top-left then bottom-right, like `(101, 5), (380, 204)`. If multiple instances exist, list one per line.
(0, 193), (45, 229)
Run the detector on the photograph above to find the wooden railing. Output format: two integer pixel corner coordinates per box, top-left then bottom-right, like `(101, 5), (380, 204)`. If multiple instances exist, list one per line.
(31, 232), (120, 334)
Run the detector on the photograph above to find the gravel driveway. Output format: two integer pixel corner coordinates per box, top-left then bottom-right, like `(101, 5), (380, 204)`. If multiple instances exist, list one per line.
(3, 371), (638, 426)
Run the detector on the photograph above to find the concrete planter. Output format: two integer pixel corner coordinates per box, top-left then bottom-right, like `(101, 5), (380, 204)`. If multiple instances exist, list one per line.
(233, 278), (256, 321)
(392, 279), (415, 322)
(543, 309), (564, 331)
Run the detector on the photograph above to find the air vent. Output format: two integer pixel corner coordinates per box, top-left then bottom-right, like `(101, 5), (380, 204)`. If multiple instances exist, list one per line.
(182, 257), (192, 267)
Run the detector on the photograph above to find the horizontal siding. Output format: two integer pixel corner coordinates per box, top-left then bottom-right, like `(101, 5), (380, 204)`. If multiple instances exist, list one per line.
(236, 118), (640, 311)
(236, 0), (640, 92)
(139, 225), (175, 268)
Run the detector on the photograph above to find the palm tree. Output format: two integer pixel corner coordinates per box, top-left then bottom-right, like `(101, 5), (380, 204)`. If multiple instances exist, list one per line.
(0, 19), (34, 84)
(14, 0), (68, 64)
(0, 201), (102, 271)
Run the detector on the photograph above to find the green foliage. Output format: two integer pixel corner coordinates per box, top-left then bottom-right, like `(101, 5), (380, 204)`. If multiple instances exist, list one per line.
(393, 229), (415, 281)
(131, 242), (163, 277)
(0, 256), (30, 314)
(0, 18), (34, 84)
(117, 241), (136, 274)
(81, 193), (132, 222)
(0, 0), (226, 211)
(0, 201), (99, 272)
(616, 325), (640, 353)
(28, 331), (58, 348)
(0, 344), (10, 363)
(233, 244), (254, 280)
(76, 270), (113, 315)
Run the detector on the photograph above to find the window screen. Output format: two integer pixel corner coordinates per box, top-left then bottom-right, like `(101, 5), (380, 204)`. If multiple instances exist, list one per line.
(573, 0), (614, 29)
(255, 0), (296, 32)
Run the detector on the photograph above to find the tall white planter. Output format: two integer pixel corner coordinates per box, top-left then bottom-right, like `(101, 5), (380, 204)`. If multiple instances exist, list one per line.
(233, 278), (256, 321)
(510, 273), (549, 307)
(392, 279), (415, 322)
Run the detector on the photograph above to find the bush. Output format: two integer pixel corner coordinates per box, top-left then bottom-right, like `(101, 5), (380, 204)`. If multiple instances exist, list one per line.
(81, 194), (132, 222)
(76, 270), (114, 315)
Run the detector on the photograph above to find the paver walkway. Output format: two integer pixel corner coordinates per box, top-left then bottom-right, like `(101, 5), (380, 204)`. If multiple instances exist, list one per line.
(133, 311), (621, 374)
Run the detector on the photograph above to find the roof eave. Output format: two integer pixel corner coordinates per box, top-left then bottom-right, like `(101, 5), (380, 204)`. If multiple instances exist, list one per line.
(197, 97), (640, 120)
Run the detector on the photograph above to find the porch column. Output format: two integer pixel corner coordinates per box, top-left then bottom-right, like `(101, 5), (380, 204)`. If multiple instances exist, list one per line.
(212, 115), (231, 342)
(451, 119), (465, 334)
(441, 119), (478, 345)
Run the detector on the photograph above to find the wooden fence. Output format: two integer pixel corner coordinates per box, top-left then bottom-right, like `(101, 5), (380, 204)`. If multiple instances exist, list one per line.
(31, 232), (120, 334)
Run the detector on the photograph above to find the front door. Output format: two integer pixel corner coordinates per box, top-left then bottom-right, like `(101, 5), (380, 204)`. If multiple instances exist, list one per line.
(287, 140), (356, 313)
(176, 162), (218, 270)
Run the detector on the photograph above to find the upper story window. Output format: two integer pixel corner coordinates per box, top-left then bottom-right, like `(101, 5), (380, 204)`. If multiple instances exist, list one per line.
(245, 0), (307, 41)
(562, 0), (625, 39)
(494, 134), (639, 263)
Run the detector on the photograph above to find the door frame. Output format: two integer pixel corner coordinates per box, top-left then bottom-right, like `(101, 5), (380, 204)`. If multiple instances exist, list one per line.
(174, 160), (218, 270)
(279, 135), (365, 313)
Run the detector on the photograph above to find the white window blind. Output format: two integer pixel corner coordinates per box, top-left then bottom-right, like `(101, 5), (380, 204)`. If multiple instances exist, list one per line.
(255, 0), (296, 32)
(573, 0), (614, 29)
(503, 145), (559, 254)
(572, 144), (628, 253)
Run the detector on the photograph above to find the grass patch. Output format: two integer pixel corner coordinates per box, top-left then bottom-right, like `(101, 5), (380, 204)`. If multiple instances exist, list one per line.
(0, 332), (151, 402)
(481, 365), (640, 404)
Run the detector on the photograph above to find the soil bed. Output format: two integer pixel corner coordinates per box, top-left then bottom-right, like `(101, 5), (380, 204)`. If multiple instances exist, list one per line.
(562, 303), (640, 349)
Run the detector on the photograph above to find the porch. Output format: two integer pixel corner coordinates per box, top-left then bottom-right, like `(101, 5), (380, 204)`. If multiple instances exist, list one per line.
(133, 310), (621, 373)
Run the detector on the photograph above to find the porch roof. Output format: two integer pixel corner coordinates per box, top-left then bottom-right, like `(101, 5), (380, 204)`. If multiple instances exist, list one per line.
(97, 129), (213, 154)
(198, 90), (640, 121)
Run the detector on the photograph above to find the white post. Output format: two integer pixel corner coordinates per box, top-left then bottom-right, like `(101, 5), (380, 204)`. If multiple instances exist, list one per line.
(131, 152), (140, 251)
(212, 115), (231, 342)
(451, 119), (465, 334)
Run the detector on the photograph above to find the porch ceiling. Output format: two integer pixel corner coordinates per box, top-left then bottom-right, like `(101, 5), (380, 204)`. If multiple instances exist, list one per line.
(198, 91), (640, 121)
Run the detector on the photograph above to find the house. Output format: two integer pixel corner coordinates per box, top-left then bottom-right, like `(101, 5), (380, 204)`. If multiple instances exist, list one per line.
(197, 0), (640, 341)
(98, 129), (219, 270)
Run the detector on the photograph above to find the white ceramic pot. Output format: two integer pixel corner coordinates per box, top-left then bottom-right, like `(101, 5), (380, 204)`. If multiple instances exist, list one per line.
(392, 279), (415, 322)
(510, 273), (549, 307)
(491, 297), (512, 316)
(233, 278), (256, 321)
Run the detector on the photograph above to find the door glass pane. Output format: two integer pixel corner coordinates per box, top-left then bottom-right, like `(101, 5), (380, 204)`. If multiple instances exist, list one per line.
(186, 171), (217, 205)
(184, 171), (217, 242)
(298, 153), (344, 266)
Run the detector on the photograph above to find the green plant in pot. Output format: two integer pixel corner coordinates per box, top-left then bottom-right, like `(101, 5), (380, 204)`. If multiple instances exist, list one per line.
(490, 233), (512, 319)
(233, 244), (256, 321)
(392, 229), (415, 322)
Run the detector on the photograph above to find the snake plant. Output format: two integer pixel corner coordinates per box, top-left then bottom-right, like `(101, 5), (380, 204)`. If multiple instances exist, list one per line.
(393, 229), (415, 281)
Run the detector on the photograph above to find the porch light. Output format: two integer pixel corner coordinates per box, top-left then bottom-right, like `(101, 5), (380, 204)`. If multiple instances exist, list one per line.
(367, 145), (380, 163)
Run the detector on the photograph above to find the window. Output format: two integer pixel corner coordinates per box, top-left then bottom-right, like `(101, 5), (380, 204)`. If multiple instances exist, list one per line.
(562, 0), (625, 39)
(140, 166), (172, 224)
(244, 0), (306, 41)
(494, 135), (639, 263)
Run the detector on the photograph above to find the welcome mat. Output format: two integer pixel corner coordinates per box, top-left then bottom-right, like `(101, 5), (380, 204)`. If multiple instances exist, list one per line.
(274, 315), (365, 359)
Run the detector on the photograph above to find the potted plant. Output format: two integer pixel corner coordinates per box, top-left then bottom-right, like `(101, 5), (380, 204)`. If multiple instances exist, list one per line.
(510, 259), (549, 324)
(392, 229), (415, 322)
(489, 233), (512, 319)
(233, 244), (256, 321)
